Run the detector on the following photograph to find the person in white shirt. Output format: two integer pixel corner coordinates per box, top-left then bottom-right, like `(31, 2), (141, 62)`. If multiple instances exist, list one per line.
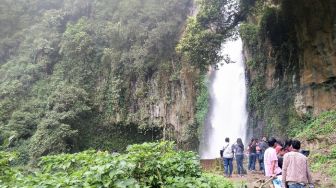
(222, 137), (234, 177)
(264, 137), (282, 177)
(264, 137), (282, 188)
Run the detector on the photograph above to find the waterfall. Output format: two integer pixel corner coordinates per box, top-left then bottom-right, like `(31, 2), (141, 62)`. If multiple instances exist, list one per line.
(200, 37), (248, 159)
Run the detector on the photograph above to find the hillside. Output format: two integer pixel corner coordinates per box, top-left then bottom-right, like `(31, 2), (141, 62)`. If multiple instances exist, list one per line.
(0, 0), (242, 164)
(0, 0), (197, 162)
(296, 111), (336, 186)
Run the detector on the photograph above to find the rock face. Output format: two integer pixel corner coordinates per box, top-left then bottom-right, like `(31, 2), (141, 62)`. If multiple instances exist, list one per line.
(293, 0), (336, 115)
(242, 0), (336, 137)
(122, 62), (199, 149)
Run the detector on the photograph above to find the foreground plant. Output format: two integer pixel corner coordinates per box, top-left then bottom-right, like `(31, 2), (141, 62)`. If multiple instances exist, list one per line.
(1, 141), (233, 188)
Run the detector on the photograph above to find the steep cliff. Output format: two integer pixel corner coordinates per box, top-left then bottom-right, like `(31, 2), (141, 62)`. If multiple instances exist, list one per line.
(1, 0), (242, 162)
(0, 0), (201, 161)
(241, 0), (336, 137)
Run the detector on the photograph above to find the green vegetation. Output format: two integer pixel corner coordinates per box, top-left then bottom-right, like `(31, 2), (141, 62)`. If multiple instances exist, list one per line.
(0, 1), (243, 186)
(0, 0), (245, 161)
(240, 0), (302, 136)
(242, 1), (336, 184)
(1, 142), (233, 187)
(0, 0), (193, 162)
(0, 151), (17, 185)
(195, 75), (210, 138)
(177, 0), (246, 144)
(294, 111), (336, 184)
(177, 0), (244, 72)
(248, 76), (266, 118)
(239, 23), (259, 49)
(177, 16), (223, 71)
(296, 111), (336, 140)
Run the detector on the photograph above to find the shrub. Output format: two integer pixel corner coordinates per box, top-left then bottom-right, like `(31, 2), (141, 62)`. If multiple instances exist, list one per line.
(239, 23), (259, 48)
(0, 152), (17, 186)
(1, 142), (233, 188)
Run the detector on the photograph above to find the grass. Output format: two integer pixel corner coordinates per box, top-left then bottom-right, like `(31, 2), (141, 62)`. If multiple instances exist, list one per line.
(296, 111), (336, 140)
(296, 111), (336, 185)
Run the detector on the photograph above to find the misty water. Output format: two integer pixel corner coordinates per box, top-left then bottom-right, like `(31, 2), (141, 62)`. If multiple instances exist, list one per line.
(200, 37), (248, 159)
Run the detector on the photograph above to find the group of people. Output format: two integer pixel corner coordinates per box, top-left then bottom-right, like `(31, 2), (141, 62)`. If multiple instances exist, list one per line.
(221, 137), (314, 188)
(247, 137), (268, 172)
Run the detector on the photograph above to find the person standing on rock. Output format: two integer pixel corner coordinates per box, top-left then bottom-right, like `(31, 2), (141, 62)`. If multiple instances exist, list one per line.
(222, 137), (234, 177)
(233, 138), (245, 177)
(282, 140), (314, 188)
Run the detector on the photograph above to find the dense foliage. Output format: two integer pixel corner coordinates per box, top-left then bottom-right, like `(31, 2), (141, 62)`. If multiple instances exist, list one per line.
(0, 142), (233, 188)
(0, 0), (247, 163)
(0, 0), (192, 162)
(177, 0), (246, 71)
(0, 0), (249, 167)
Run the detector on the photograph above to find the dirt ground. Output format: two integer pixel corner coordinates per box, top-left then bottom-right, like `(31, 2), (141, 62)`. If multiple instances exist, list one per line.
(227, 170), (335, 188)
(200, 159), (335, 188)
(226, 170), (271, 188)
